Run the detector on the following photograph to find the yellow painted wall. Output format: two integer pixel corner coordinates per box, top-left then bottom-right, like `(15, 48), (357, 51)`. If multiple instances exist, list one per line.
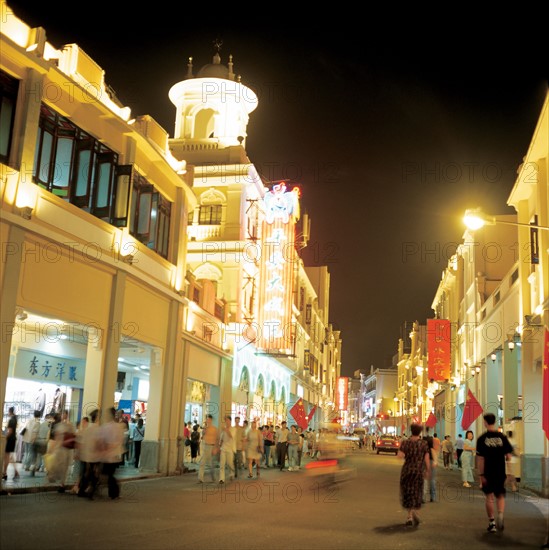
(0, 221), (10, 291)
(122, 279), (169, 348)
(17, 235), (112, 327)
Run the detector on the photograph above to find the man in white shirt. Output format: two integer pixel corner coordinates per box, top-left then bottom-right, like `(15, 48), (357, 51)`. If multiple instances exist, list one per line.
(275, 421), (289, 470)
(22, 410), (41, 472)
(99, 407), (124, 499)
(233, 416), (245, 478)
(218, 415), (235, 484)
(78, 408), (101, 499)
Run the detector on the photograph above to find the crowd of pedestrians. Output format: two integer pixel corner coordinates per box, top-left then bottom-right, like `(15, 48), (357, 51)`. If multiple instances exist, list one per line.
(185, 416), (325, 484)
(1, 405), (147, 500)
(3, 407), (529, 537)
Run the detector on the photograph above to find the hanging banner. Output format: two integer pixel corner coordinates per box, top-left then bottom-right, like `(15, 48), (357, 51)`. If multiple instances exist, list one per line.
(425, 412), (437, 428)
(427, 319), (451, 381)
(289, 398), (308, 430)
(461, 389), (483, 430)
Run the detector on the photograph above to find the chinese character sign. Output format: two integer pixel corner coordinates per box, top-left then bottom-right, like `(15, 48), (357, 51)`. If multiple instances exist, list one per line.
(427, 319), (451, 381)
(257, 184), (299, 353)
(336, 377), (349, 411)
(14, 349), (85, 387)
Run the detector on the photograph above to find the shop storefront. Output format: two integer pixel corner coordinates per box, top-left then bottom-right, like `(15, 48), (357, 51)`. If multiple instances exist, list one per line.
(185, 342), (221, 425)
(232, 345), (291, 426)
(115, 341), (158, 423)
(3, 313), (88, 435)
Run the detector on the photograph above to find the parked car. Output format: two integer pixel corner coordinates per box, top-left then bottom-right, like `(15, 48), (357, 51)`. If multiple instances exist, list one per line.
(376, 435), (400, 455)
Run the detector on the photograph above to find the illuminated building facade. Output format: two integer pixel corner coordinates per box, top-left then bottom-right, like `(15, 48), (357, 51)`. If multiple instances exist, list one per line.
(429, 92), (549, 496)
(170, 50), (341, 428)
(0, 2), (204, 475)
(0, 5), (344, 483)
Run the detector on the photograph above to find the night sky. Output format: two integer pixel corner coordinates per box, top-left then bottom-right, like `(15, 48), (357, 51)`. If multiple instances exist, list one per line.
(6, 3), (548, 376)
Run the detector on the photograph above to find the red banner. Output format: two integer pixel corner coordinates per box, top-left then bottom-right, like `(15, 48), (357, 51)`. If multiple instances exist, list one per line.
(461, 389), (483, 430)
(427, 319), (451, 381)
(425, 412), (437, 428)
(543, 329), (549, 440)
(289, 398), (308, 430)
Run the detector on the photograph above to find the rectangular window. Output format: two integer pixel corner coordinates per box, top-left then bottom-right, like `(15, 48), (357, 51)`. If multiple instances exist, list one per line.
(33, 103), (122, 224)
(0, 70), (19, 164)
(129, 173), (172, 259)
(199, 204), (222, 225)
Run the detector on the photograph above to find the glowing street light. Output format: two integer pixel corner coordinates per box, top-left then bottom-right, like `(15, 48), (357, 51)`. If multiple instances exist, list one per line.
(463, 207), (549, 231)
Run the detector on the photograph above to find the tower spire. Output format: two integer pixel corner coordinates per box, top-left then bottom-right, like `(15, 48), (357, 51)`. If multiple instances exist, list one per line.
(228, 54), (234, 80)
(186, 56), (193, 79)
(212, 38), (222, 64)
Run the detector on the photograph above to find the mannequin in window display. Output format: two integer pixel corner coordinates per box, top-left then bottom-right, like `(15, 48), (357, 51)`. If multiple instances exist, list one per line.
(52, 388), (66, 414)
(34, 387), (46, 418)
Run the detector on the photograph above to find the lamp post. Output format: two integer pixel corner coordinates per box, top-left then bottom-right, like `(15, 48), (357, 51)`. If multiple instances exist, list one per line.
(463, 208), (549, 232)
(394, 394), (414, 435)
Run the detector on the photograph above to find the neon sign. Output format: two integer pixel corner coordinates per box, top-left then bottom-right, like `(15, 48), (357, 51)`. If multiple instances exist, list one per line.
(257, 183), (300, 352)
(336, 376), (349, 411)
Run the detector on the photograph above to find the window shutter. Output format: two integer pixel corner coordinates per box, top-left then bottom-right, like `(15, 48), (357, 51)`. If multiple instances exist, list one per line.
(70, 137), (94, 207)
(91, 151), (116, 219)
(111, 164), (133, 227)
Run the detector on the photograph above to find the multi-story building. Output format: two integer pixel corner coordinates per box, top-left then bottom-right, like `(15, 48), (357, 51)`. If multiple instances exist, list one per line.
(0, 4), (343, 478)
(507, 91), (548, 496)
(429, 91), (548, 496)
(395, 322), (429, 435)
(361, 364), (397, 435)
(166, 49), (342, 428)
(348, 370), (365, 428)
(0, 4), (198, 474)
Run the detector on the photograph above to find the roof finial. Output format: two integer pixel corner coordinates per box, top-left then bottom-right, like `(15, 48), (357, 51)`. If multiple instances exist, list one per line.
(213, 38), (222, 64)
(228, 54), (234, 80)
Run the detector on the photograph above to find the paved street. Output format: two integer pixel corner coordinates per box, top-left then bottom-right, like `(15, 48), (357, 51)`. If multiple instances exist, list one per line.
(1, 448), (547, 550)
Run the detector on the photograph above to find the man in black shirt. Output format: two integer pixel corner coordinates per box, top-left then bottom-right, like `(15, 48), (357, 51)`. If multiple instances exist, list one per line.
(476, 413), (513, 533)
(2, 407), (18, 481)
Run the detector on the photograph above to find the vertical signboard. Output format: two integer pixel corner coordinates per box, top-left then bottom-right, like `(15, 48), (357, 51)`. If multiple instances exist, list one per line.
(337, 376), (349, 411)
(257, 183), (300, 353)
(427, 319), (451, 381)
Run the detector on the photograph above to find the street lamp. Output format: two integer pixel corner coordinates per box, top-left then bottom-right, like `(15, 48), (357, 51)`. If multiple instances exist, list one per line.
(463, 207), (549, 232)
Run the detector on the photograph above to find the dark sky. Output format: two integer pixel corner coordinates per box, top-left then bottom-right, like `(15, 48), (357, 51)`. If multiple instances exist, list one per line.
(7, 3), (548, 376)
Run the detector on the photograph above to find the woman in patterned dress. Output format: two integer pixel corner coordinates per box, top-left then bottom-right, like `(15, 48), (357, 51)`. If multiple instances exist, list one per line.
(245, 420), (264, 478)
(398, 423), (431, 526)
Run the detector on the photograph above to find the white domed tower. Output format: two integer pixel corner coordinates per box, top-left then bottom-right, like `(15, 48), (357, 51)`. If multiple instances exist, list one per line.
(169, 45), (258, 161)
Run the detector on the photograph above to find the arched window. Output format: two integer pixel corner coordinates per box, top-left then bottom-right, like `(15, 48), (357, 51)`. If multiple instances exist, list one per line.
(194, 108), (216, 139)
(256, 375), (265, 397)
(193, 262), (222, 283)
(239, 368), (250, 393)
(198, 188), (225, 225)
